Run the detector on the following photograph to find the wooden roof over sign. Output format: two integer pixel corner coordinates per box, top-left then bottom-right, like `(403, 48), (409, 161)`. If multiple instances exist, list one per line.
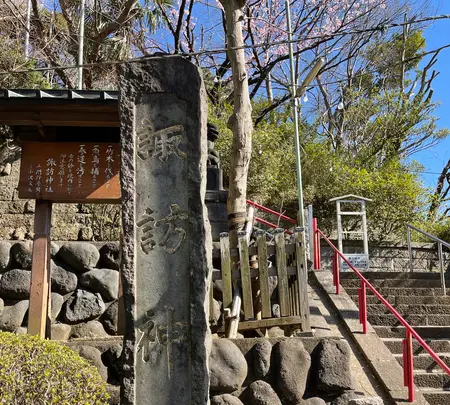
(0, 89), (119, 127)
(0, 89), (120, 142)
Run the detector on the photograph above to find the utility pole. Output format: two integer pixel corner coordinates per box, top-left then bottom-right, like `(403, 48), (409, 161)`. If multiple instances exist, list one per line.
(24, 0), (32, 60)
(285, 1), (323, 228)
(77, 0), (86, 90)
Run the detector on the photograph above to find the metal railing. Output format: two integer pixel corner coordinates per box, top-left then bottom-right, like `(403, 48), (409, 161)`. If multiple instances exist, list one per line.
(313, 221), (450, 402)
(246, 200), (296, 234)
(406, 223), (448, 296)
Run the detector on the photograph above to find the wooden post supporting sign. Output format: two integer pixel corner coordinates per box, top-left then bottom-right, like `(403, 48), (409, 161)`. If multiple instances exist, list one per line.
(28, 200), (52, 338)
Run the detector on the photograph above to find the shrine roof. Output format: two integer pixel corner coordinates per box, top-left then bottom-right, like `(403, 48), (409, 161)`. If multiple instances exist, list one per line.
(0, 89), (118, 101)
(329, 194), (372, 202)
(0, 89), (120, 130)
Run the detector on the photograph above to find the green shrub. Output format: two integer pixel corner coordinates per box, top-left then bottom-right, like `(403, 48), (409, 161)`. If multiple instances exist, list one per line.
(0, 332), (109, 405)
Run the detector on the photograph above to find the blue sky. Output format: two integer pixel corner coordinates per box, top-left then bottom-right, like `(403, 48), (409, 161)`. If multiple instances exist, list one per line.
(414, 1), (450, 188)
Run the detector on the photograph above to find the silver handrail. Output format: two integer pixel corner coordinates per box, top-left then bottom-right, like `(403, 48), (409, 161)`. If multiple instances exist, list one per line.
(406, 223), (448, 296)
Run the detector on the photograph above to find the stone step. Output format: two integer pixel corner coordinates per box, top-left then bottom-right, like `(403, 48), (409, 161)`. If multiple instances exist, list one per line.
(383, 338), (450, 355)
(422, 390), (450, 405)
(339, 271), (449, 281)
(344, 287), (449, 297)
(374, 326), (450, 339)
(414, 371), (450, 389)
(352, 295), (450, 306)
(368, 314), (450, 327)
(341, 278), (447, 288)
(367, 304), (450, 316)
(394, 353), (450, 370)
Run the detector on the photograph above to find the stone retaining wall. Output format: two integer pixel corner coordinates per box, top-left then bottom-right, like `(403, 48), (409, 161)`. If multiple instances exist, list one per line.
(63, 336), (380, 405)
(320, 240), (450, 272)
(0, 240), (120, 339)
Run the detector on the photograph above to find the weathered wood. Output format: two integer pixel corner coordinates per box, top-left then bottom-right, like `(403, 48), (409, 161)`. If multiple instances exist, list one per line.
(220, 233), (233, 310)
(19, 142), (121, 202)
(222, 315), (303, 332)
(0, 111), (119, 127)
(209, 277), (215, 322)
(274, 229), (289, 317)
(212, 241), (295, 259)
(295, 228), (311, 331)
(256, 231), (271, 318)
(250, 255), (262, 320)
(211, 265), (298, 281)
(238, 231), (254, 319)
(28, 200), (52, 338)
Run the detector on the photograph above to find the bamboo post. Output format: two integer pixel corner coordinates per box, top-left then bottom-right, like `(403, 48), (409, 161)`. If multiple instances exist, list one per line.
(295, 227), (311, 331)
(274, 228), (289, 317)
(220, 232), (233, 310)
(238, 231), (254, 319)
(28, 200), (52, 338)
(256, 230), (271, 318)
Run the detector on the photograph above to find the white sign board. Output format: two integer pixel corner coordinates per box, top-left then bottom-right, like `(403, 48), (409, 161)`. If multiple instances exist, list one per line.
(340, 254), (369, 271)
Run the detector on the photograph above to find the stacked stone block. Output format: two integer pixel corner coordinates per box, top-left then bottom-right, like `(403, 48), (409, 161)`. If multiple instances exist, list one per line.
(0, 240), (120, 339)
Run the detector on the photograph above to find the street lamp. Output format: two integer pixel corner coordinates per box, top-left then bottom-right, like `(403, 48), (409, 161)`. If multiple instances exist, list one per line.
(285, 0), (324, 227)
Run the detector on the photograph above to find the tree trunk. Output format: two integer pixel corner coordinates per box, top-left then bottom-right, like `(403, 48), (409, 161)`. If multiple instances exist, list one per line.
(428, 158), (450, 221)
(219, 0), (253, 246)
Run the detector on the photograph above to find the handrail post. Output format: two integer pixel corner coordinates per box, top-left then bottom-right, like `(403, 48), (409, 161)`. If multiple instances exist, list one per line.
(407, 225), (413, 272)
(438, 242), (446, 296)
(313, 218), (319, 269)
(358, 281), (367, 334)
(332, 251), (340, 295)
(403, 329), (415, 402)
(315, 219), (322, 270)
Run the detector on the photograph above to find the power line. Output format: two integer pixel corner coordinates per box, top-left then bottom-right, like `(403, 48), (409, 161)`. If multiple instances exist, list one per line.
(0, 13), (449, 76)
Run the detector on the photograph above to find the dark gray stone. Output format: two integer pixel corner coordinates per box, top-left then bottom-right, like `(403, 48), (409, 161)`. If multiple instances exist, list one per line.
(50, 242), (60, 257)
(272, 304), (281, 318)
(274, 339), (311, 403)
(70, 320), (109, 339)
(0, 241), (11, 272)
(58, 242), (100, 272)
(101, 300), (119, 335)
(51, 292), (64, 321)
(245, 380), (282, 405)
(51, 323), (71, 340)
(99, 243), (120, 270)
(299, 398), (327, 405)
(317, 340), (354, 395)
(11, 242), (32, 270)
(331, 391), (361, 405)
(210, 339), (247, 393)
(253, 340), (272, 378)
(63, 289), (106, 324)
(119, 56), (211, 405)
(50, 260), (78, 295)
(78, 346), (108, 381)
(267, 326), (284, 337)
(0, 300), (29, 331)
(212, 298), (222, 324)
(348, 398), (383, 405)
(211, 394), (244, 405)
(79, 269), (119, 302)
(102, 344), (123, 385)
(0, 269), (31, 299)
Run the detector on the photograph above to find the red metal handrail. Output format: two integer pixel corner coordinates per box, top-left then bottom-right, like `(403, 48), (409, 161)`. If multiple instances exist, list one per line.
(246, 200), (297, 224)
(254, 216), (293, 235)
(315, 225), (450, 402)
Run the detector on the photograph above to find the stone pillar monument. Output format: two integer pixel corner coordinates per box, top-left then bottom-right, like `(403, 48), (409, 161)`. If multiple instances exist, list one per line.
(119, 57), (212, 405)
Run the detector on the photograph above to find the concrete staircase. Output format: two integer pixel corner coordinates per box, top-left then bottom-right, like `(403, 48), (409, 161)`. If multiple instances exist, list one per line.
(340, 271), (450, 405)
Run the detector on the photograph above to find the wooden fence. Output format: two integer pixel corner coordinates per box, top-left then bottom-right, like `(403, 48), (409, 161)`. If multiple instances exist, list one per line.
(211, 228), (310, 333)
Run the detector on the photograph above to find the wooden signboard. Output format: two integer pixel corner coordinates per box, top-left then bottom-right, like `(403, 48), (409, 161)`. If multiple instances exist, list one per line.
(19, 142), (120, 203)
